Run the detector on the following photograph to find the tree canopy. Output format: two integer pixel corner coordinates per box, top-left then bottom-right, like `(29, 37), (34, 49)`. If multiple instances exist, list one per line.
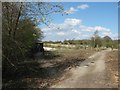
(2, 2), (64, 77)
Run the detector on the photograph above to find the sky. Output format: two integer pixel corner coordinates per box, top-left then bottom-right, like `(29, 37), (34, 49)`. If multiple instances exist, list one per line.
(40, 2), (118, 41)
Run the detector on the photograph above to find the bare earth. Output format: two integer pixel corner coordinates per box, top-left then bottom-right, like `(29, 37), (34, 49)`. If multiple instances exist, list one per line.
(51, 49), (118, 88)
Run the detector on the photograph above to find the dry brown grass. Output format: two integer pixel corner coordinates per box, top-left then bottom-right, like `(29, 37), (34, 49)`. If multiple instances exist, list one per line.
(105, 50), (118, 87)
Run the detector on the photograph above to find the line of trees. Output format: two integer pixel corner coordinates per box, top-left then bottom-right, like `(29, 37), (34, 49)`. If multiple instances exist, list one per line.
(44, 30), (118, 49)
(91, 30), (118, 49)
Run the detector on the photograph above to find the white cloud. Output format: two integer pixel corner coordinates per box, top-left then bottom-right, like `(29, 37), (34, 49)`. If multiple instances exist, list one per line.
(42, 18), (114, 41)
(94, 26), (110, 32)
(71, 29), (81, 34)
(42, 23), (57, 31)
(80, 25), (111, 33)
(64, 18), (82, 26)
(63, 4), (89, 15)
(80, 26), (94, 32)
(77, 4), (89, 10)
(118, 33), (120, 37)
(42, 27), (51, 31)
(42, 18), (82, 31)
(44, 32), (52, 35)
(57, 32), (65, 36)
(63, 7), (77, 14)
(102, 32), (112, 36)
(85, 27), (94, 32)
(101, 32), (118, 40)
(112, 33), (119, 39)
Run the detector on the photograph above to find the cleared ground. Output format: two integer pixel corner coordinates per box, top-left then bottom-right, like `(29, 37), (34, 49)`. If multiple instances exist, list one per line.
(51, 49), (118, 88)
(3, 48), (118, 88)
(105, 50), (118, 88)
(3, 48), (97, 88)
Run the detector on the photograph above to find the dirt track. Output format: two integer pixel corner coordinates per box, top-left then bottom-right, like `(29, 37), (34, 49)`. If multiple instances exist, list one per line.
(51, 49), (118, 88)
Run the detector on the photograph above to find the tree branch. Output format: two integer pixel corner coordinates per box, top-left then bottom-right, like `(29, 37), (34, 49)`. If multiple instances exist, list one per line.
(13, 2), (23, 39)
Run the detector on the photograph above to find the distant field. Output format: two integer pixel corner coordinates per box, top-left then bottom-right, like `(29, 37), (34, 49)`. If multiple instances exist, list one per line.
(44, 43), (89, 49)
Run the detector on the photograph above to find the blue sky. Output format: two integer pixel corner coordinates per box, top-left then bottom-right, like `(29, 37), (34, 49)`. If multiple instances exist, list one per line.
(40, 2), (118, 41)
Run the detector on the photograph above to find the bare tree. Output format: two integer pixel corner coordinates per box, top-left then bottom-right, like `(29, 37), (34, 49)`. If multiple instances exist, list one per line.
(2, 2), (64, 73)
(91, 30), (102, 48)
(2, 2), (64, 39)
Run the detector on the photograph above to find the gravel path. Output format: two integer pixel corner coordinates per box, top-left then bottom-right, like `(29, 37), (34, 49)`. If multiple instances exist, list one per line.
(51, 50), (114, 88)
